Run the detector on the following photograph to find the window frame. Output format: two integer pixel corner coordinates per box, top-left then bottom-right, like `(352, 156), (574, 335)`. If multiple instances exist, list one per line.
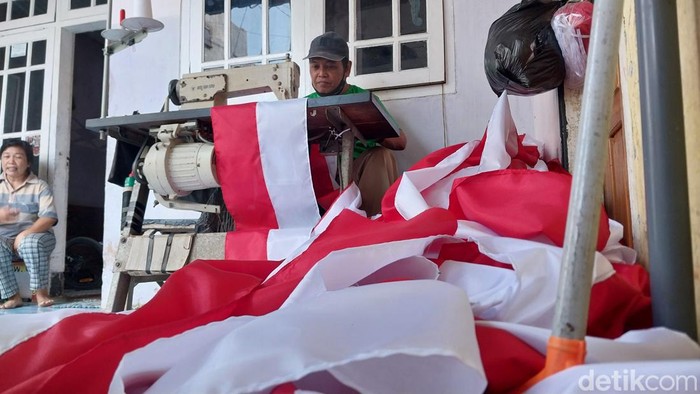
(56, 0), (108, 22)
(0, 27), (53, 180)
(307, 0), (444, 91)
(188, 0), (298, 72)
(0, 0), (56, 32)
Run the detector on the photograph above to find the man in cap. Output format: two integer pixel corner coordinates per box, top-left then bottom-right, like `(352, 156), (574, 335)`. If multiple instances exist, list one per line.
(305, 31), (407, 216)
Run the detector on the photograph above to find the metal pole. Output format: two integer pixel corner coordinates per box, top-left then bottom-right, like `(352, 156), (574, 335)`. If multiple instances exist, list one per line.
(635, 0), (697, 339)
(552, 0), (625, 341)
(101, 0), (113, 119)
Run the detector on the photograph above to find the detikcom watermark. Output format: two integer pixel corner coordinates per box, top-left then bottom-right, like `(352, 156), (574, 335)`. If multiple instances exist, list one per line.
(578, 369), (698, 392)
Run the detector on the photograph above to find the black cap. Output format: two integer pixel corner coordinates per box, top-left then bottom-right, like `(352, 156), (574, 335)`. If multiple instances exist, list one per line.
(304, 32), (348, 61)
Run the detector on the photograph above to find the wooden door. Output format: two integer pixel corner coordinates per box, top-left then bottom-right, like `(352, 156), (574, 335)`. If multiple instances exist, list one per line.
(603, 80), (633, 247)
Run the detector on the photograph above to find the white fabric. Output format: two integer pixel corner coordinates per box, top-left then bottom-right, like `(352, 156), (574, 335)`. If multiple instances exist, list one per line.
(256, 99), (319, 229)
(477, 321), (700, 393)
(437, 220), (614, 328)
(479, 91), (518, 172)
(281, 235), (452, 308)
(110, 281), (487, 394)
(256, 99), (321, 259)
(478, 321), (700, 363)
(0, 309), (102, 354)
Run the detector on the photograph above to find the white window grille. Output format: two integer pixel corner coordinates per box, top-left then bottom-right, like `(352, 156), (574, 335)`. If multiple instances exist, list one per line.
(57, 0), (108, 21)
(310, 0), (444, 90)
(192, 0), (293, 70)
(0, 29), (53, 179)
(0, 0), (55, 31)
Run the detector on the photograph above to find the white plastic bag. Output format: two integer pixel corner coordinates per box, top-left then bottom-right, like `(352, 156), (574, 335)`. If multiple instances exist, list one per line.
(551, 0), (594, 89)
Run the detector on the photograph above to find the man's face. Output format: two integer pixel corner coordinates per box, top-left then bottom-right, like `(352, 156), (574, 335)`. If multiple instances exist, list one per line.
(309, 58), (351, 95)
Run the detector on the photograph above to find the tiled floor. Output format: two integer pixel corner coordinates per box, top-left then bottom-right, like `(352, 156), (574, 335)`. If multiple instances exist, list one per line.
(0, 295), (101, 315)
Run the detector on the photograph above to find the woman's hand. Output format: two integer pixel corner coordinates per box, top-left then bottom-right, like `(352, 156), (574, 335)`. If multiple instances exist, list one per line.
(13, 230), (29, 251)
(0, 206), (19, 223)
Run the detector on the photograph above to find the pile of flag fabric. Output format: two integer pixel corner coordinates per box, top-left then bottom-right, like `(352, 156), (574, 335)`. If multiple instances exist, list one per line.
(0, 94), (698, 394)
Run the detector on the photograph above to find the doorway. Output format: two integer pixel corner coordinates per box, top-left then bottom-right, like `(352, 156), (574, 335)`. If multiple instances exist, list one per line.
(65, 30), (106, 294)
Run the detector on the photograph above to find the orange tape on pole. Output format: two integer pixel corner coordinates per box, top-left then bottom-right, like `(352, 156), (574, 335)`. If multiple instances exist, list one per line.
(515, 336), (586, 393)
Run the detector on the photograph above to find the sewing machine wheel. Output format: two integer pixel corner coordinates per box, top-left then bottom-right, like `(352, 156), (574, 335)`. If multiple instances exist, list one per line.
(168, 79), (182, 106)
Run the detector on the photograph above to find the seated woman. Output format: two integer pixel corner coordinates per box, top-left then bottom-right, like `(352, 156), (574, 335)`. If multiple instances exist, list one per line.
(0, 140), (58, 309)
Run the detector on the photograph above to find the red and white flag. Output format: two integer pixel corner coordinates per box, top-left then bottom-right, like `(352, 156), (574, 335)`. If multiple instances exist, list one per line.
(213, 99), (327, 261)
(0, 93), (694, 393)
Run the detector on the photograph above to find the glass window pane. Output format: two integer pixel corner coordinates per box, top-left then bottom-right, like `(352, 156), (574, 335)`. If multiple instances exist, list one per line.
(400, 0), (425, 35)
(0, 47), (5, 70)
(11, 0), (30, 20)
(356, 0), (391, 40)
(355, 45), (392, 75)
(26, 135), (39, 175)
(325, 0), (348, 41)
(0, 3), (6, 22)
(96, 0), (108, 4)
(203, 0), (225, 62)
(5, 72), (26, 134)
(401, 40), (426, 70)
(268, 0), (290, 54)
(34, 0), (48, 15)
(231, 0), (262, 57)
(0, 77), (4, 115)
(70, 0), (91, 9)
(27, 70), (43, 130)
(8, 43), (27, 69)
(31, 40), (46, 65)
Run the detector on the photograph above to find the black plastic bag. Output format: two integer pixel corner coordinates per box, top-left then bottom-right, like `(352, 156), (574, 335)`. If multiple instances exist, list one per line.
(484, 0), (566, 96)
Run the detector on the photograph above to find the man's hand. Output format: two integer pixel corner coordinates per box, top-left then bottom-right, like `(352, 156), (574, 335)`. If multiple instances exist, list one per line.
(0, 206), (19, 223)
(379, 129), (407, 151)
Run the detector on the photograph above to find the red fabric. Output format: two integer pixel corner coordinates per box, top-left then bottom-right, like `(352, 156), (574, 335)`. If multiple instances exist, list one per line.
(0, 260), (282, 393)
(476, 325), (545, 394)
(264, 208), (458, 287)
(588, 264), (652, 338)
(212, 103), (279, 232)
(225, 229), (270, 261)
(0, 98), (653, 393)
(434, 241), (514, 271)
(381, 129), (544, 221)
(449, 169), (610, 251)
(0, 209), (458, 393)
(309, 144), (340, 210)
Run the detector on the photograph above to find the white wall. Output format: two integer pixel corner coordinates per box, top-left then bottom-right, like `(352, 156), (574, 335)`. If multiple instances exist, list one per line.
(102, 0), (561, 307)
(101, 0), (195, 304)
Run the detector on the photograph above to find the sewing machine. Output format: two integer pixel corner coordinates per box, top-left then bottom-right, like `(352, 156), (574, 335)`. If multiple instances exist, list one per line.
(87, 61), (399, 312)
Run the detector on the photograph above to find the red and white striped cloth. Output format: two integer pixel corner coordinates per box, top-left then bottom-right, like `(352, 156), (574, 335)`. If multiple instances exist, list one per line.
(0, 94), (696, 394)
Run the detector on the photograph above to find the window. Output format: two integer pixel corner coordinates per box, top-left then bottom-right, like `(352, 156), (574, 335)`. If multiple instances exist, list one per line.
(57, 0), (107, 21)
(315, 0), (444, 90)
(0, 0), (55, 30)
(0, 30), (53, 178)
(197, 0), (292, 69)
(69, 0), (107, 9)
